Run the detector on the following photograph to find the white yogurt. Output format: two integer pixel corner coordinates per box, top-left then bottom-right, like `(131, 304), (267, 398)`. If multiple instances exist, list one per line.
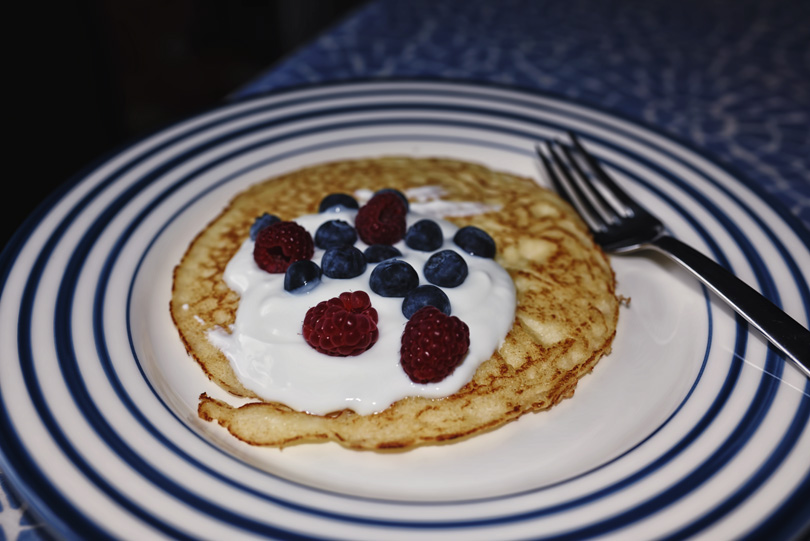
(208, 189), (516, 415)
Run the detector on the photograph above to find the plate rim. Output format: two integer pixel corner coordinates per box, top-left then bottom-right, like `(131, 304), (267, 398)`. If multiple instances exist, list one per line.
(1, 78), (809, 540)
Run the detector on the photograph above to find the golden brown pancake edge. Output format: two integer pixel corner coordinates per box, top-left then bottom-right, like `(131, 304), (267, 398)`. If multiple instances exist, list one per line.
(170, 156), (619, 451)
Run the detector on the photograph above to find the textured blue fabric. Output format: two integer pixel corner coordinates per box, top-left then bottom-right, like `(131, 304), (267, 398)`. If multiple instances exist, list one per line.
(235, 0), (810, 230)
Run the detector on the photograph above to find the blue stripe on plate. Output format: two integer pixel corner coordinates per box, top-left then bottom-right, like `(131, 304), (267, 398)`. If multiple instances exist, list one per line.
(3, 99), (358, 541)
(48, 117), (713, 532)
(13, 222), (181, 539)
(127, 132), (715, 503)
(49, 105), (800, 532)
(581, 130), (810, 539)
(3, 81), (808, 539)
(663, 383), (810, 540)
(97, 117), (724, 522)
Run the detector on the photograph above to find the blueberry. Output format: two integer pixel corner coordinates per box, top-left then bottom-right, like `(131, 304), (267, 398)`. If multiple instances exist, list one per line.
(364, 244), (402, 263)
(402, 285), (451, 318)
(375, 188), (409, 210)
(314, 219), (357, 249)
(321, 246), (367, 278)
(424, 250), (468, 287)
(284, 260), (322, 293)
(405, 219), (443, 251)
(453, 226), (496, 258)
(319, 193), (359, 212)
(369, 259), (419, 297)
(249, 213), (281, 240)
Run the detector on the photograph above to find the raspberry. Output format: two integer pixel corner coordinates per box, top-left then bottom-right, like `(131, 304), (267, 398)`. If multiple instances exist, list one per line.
(400, 306), (470, 383)
(374, 188), (409, 210)
(355, 192), (407, 245)
(302, 291), (379, 356)
(253, 221), (314, 273)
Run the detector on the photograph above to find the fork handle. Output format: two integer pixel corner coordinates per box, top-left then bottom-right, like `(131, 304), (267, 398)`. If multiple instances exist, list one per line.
(648, 235), (810, 377)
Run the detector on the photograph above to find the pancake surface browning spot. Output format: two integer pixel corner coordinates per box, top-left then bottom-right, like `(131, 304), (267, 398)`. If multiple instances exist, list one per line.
(170, 157), (619, 451)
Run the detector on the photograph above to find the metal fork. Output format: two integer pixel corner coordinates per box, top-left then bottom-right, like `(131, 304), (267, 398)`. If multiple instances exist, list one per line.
(537, 132), (810, 377)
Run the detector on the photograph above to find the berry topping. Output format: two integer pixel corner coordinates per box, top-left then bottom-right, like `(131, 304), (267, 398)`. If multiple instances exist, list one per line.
(424, 250), (468, 288)
(405, 219), (444, 251)
(253, 221), (314, 273)
(369, 259), (419, 297)
(400, 306), (470, 383)
(314, 219), (358, 249)
(284, 260), (322, 293)
(375, 188), (409, 211)
(364, 244), (402, 263)
(321, 245), (367, 278)
(354, 192), (407, 245)
(302, 291), (379, 356)
(402, 285), (451, 318)
(249, 213), (281, 240)
(453, 226), (496, 258)
(319, 193), (359, 212)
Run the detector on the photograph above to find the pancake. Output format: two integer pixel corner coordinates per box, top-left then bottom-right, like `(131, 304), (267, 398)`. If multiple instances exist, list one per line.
(170, 157), (619, 451)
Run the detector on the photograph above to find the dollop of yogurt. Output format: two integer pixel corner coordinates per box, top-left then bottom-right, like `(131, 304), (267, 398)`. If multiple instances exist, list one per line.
(208, 189), (516, 415)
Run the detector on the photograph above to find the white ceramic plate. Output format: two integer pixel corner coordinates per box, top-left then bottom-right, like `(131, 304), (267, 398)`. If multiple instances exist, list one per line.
(1, 81), (808, 540)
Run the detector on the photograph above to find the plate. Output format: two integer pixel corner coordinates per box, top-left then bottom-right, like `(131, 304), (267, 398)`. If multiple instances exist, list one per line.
(1, 80), (809, 540)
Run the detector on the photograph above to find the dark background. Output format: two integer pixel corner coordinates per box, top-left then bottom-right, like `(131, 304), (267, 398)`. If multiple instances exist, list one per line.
(6, 0), (367, 251)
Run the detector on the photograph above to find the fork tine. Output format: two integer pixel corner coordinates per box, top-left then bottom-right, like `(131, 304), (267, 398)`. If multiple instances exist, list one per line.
(536, 142), (567, 198)
(556, 141), (622, 225)
(541, 136), (810, 371)
(536, 142), (570, 203)
(537, 141), (607, 232)
(567, 132), (642, 216)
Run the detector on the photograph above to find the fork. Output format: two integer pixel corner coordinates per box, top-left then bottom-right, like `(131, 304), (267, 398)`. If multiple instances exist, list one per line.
(537, 132), (810, 377)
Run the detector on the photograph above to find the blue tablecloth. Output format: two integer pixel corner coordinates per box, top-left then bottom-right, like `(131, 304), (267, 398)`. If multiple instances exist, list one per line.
(2, 0), (807, 538)
(234, 0), (809, 230)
